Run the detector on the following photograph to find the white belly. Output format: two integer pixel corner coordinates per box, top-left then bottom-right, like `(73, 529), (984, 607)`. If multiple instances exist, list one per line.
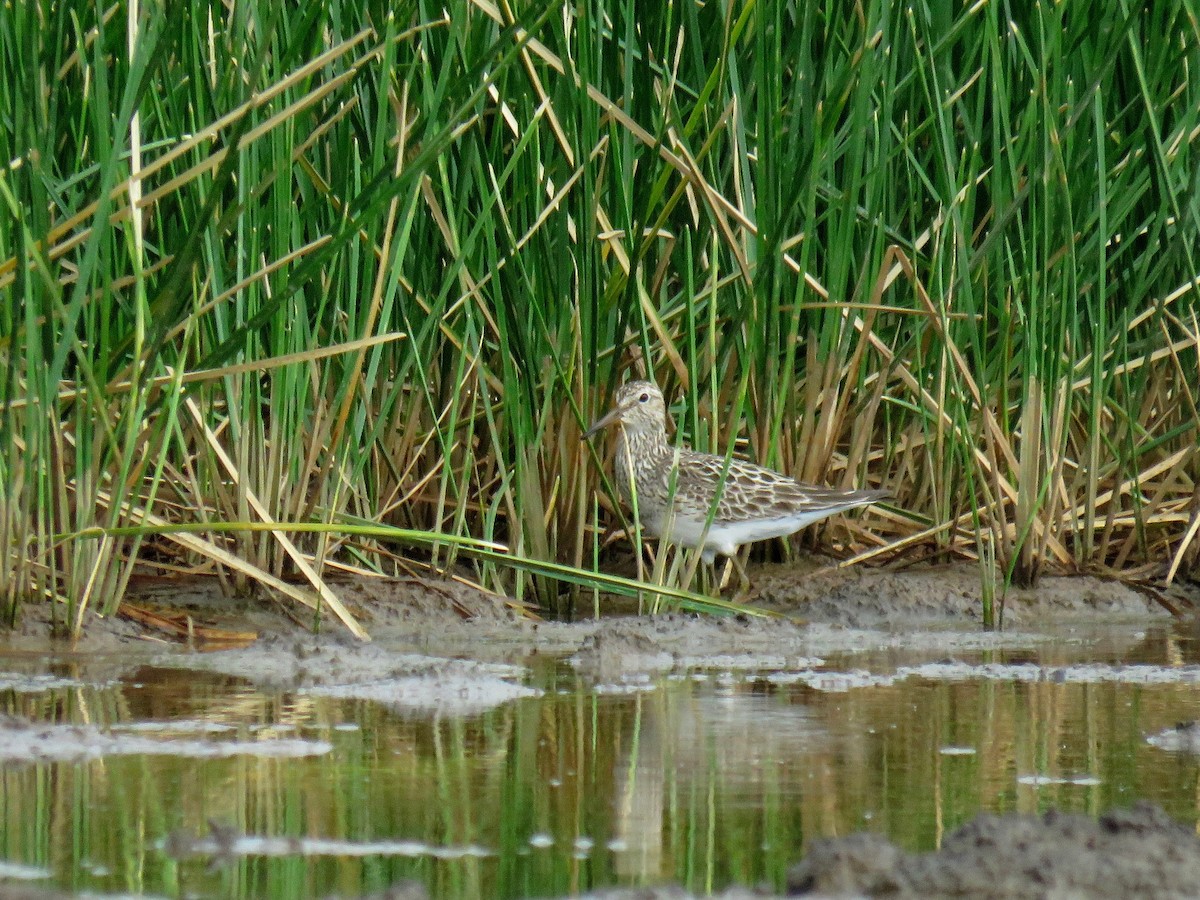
(651, 509), (841, 564)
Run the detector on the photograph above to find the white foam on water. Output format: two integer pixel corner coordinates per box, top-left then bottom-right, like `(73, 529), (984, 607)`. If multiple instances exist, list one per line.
(1018, 774), (1103, 786)
(166, 834), (492, 859)
(0, 859), (51, 880)
(1146, 725), (1200, 754)
(303, 673), (540, 716)
(0, 719), (331, 763)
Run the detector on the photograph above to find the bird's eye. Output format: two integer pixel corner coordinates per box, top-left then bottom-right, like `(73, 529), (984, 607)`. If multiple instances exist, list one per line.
(639, 393), (649, 403)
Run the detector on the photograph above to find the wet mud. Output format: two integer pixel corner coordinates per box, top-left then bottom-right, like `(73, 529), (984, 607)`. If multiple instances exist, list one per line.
(788, 802), (1200, 899)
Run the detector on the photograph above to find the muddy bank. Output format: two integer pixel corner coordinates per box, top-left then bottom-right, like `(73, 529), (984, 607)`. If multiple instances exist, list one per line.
(0, 560), (1185, 701)
(0, 559), (1190, 722)
(1, 559), (1178, 655)
(788, 802), (1200, 899)
(751, 558), (1175, 626)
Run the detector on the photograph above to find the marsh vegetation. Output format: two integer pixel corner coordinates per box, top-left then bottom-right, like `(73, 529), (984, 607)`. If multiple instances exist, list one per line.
(2, 1), (1199, 634)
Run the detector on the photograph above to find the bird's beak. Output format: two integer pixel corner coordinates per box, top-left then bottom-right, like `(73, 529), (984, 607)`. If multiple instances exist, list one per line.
(583, 401), (626, 440)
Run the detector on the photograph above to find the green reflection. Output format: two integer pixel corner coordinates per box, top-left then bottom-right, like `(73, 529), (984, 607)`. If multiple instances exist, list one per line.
(1, 636), (1199, 898)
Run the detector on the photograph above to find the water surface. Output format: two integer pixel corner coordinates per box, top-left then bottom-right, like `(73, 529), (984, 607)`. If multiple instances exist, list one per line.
(1, 623), (1198, 898)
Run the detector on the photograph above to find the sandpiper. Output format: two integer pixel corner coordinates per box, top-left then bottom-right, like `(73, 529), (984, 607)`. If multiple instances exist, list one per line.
(584, 380), (889, 587)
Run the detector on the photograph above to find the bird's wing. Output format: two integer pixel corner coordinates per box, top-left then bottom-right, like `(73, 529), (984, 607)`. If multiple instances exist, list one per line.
(674, 450), (888, 522)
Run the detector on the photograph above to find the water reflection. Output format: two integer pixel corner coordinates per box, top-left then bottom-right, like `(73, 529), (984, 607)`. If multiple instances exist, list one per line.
(0, 628), (1198, 897)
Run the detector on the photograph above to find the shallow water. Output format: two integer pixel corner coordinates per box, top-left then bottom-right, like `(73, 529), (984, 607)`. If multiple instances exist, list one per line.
(2, 623), (1200, 898)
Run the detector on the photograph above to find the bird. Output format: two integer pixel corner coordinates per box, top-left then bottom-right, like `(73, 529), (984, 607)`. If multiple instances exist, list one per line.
(584, 379), (889, 590)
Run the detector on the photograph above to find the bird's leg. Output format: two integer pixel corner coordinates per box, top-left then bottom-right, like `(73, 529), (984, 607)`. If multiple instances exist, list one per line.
(732, 554), (752, 600)
(717, 557), (735, 592)
(718, 552), (752, 598)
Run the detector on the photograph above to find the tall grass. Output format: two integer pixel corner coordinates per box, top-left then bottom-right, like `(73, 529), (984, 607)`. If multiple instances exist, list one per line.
(2, 0), (1198, 635)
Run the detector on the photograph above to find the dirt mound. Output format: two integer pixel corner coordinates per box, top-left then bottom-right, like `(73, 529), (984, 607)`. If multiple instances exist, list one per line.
(753, 561), (1168, 626)
(788, 802), (1200, 899)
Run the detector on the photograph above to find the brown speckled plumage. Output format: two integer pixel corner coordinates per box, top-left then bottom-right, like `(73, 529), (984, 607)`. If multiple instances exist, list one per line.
(585, 380), (889, 564)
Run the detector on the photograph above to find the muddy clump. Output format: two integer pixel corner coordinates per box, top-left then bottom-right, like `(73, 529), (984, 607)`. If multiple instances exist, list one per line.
(753, 561), (1168, 626)
(788, 802), (1200, 898)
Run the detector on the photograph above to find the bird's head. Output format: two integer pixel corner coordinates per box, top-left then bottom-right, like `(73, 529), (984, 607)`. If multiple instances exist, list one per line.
(584, 380), (667, 439)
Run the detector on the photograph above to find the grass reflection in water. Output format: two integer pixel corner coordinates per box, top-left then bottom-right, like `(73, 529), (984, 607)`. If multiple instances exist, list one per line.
(1, 641), (1200, 898)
